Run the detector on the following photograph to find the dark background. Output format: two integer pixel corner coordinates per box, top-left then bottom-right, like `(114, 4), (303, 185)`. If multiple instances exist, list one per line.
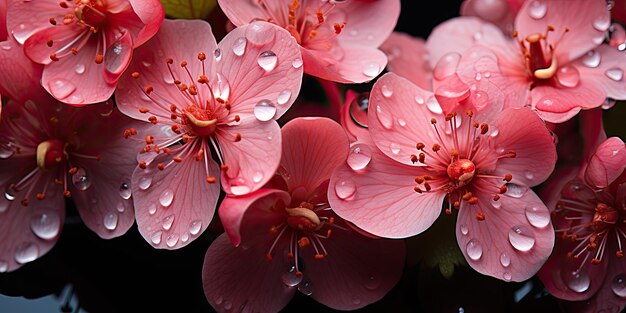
(1, 0), (625, 312)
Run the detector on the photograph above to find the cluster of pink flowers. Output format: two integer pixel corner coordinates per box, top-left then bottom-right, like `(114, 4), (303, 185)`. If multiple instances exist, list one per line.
(0, 0), (624, 312)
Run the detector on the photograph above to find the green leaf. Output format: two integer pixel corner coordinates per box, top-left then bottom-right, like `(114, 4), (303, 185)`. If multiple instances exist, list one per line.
(160, 0), (216, 19)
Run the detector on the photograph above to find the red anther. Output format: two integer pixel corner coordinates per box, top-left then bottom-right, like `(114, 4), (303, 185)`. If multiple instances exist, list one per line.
(591, 258), (601, 265)
(499, 185), (508, 193)
(180, 61), (187, 67)
(139, 107), (149, 113)
(423, 175), (434, 180)
(469, 197), (478, 204)
(493, 194), (500, 201)
(473, 121), (479, 128)
(157, 163), (165, 170)
(71, 48), (78, 55)
(21, 199), (29, 206)
(198, 75), (209, 84)
(59, 1), (68, 8)
(617, 251), (624, 258)
(36, 193), (45, 200)
(329, 216), (335, 224)
(131, 72), (140, 79)
(269, 226), (279, 235)
(168, 104), (177, 113)
(480, 123), (489, 135)
(188, 85), (198, 95)
(418, 153), (425, 163)
(64, 190), (71, 198)
(152, 146), (160, 153)
(95, 154), (101, 161)
(95, 54), (104, 64)
(450, 149), (459, 157)
(466, 110), (474, 117)
(196, 149), (204, 161)
(178, 84), (188, 91)
(504, 173), (513, 182)
(173, 157), (182, 163)
(453, 201), (460, 209)
(431, 118), (437, 124)
(414, 186), (423, 193)
(475, 211), (485, 221)
(410, 154), (418, 163)
(197, 52), (206, 60)
(163, 148), (172, 154)
(298, 237), (310, 248)
(221, 164), (229, 171)
(333, 23), (344, 34)
(47, 39), (53, 47)
(148, 116), (158, 124)
(171, 125), (180, 133)
(166, 58), (173, 64)
(445, 208), (452, 215)
(314, 254), (325, 260)
(174, 79), (181, 85)
(462, 192), (472, 201)
(224, 103), (231, 110)
(424, 182), (431, 191)
(68, 167), (78, 175)
(145, 135), (154, 144)
(130, 128), (137, 135)
(234, 133), (242, 142)
(50, 53), (59, 61)
(206, 176), (217, 183)
(234, 115), (241, 122)
(265, 254), (273, 261)
(414, 176), (424, 184)
(416, 143), (425, 150)
(326, 229), (332, 238)
(432, 144), (441, 152)
(445, 113), (454, 121)
(317, 10), (324, 23)
(507, 150), (517, 158)
(145, 85), (154, 94)
(49, 18), (57, 25)
(139, 161), (147, 169)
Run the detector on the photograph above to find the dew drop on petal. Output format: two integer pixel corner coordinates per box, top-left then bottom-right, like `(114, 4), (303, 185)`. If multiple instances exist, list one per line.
(466, 239), (483, 261)
(602, 98), (617, 109)
(605, 68), (623, 81)
(381, 85), (393, 97)
(148, 203), (157, 215)
(213, 48), (222, 61)
(525, 206), (550, 228)
(491, 198), (502, 209)
(556, 66), (580, 87)
(508, 225), (535, 252)
(257, 51), (278, 72)
(564, 270), (591, 293)
(503, 272), (512, 281)
(347, 144), (371, 171)
(415, 94), (425, 104)
(213, 73), (231, 102)
(524, 170), (534, 180)
(426, 96), (442, 114)
(0, 260), (7, 273)
(14, 242), (38, 264)
(397, 118), (407, 127)
(362, 63), (380, 77)
(138, 177), (152, 190)
(593, 15), (611, 32)
(151, 231), (162, 245)
(389, 142), (401, 154)
(30, 212), (61, 240)
(298, 281), (313, 295)
(433, 52), (461, 80)
(352, 296), (361, 305)
(159, 189), (174, 207)
(180, 233), (189, 242)
(116, 202), (125, 213)
(162, 214), (174, 230)
(0, 146), (14, 159)
(364, 276), (380, 291)
(48, 79), (76, 100)
(232, 37), (247, 56)
(189, 220), (202, 235)
(582, 50), (601, 68)
(612, 274), (626, 298)
(104, 39), (131, 74)
(118, 182), (131, 199)
(282, 266), (303, 286)
(375, 104), (394, 129)
(166, 234), (179, 247)
(335, 180), (356, 200)
(223, 302), (233, 311)
(72, 168), (91, 191)
(292, 58), (303, 68)
(277, 90), (292, 105)
(504, 183), (528, 198)
(460, 224), (469, 236)
(527, 0), (547, 19)
(74, 64), (85, 75)
(104, 213), (118, 230)
(253, 99), (277, 121)
(500, 252), (511, 267)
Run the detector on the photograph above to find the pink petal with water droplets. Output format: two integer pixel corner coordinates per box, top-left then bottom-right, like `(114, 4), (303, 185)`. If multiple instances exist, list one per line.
(491, 107), (557, 187)
(515, 0), (608, 62)
(0, 168), (65, 273)
(328, 144), (444, 238)
(217, 114), (281, 196)
(457, 185), (554, 282)
(585, 137), (626, 189)
(132, 142), (221, 249)
(380, 32), (433, 90)
(69, 108), (151, 239)
(216, 0), (272, 26)
(202, 234), (296, 313)
(218, 188), (290, 247)
(6, 0), (68, 44)
(301, 44), (387, 84)
(531, 81), (606, 123)
(368, 73), (438, 166)
(214, 21), (302, 118)
(0, 37), (48, 105)
(280, 117), (349, 195)
(329, 0), (400, 48)
(303, 227), (406, 310)
(575, 45), (626, 100)
(22, 25), (85, 65)
(339, 90), (370, 143)
(116, 19), (218, 121)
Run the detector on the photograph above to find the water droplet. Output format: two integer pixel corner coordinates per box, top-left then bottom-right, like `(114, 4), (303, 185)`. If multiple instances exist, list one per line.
(166, 234), (179, 247)
(48, 79), (76, 100)
(362, 63), (380, 77)
(230, 185), (251, 195)
(180, 233), (189, 242)
(292, 58), (303, 68)
(118, 182), (131, 199)
(213, 73), (230, 102)
(298, 281), (313, 295)
(162, 215), (174, 230)
(426, 96), (442, 114)
(474, 72), (482, 81)
(232, 37), (247, 56)
(466, 239), (483, 261)
(0, 42), (11, 51)
(277, 90), (292, 105)
(148, 203), (157, 215)
(141, 59), (152, 67)
(74, 64), (85, 75)
(257, 51), (278, 72)
(253, 99), (277, 121)
(602, 98), (617, 110)
(213, 48), (222, 61)
(556, 66), (580, 87)
(605, 68), (623, 81)
(490, 127), (499, 138)
(381, 85), (393, 97)
(491, 198), (502, 209)
(503, 272), (512, 281)
(14, 242), (38, 264)
(612, 274), (626, 297)
(593, 15), (611, 32)
(72, 168), (91, 191)
(0, 146), (14, 159)
(525, 206), (550, 228)
(223, 301), (233, 310)
(564, 270), (591, 293)
(30, 212), (61, 240)
(364, 275), (380, 290)
(508, 225), (536, 252)
(504, 183), (528, 198)
(460, 224), (469, 235)
(527, 0), (547, 19)
(252, 172), (264, 183)
(433, 53), (461, 80)
(138, 177), (152, 190)
(500, 252), (511, 267)
(0, 260), (7, 272)
(116, 202), (125, 213)
(282, 266), (303, 286)
(375, 104), (393, 129)
(335, 180), (356, 200)
(415, 94), (425, 104)
(390, 142), (401, 154)
(473, 31), (483, 41)
(4, 188), (16, 201)
(104, 39), (131, 74)
(189, 220), (202, 235)
(347, 144), (371, 171)
(151, 231), (162, 244)
(582, 50), (601, 68)
(104, 213), (118, 230)
(352, 296), (361, 305)
(397, 118), (406, 127)
(483, 71), (491, 78)
(159, 189), (174, 207)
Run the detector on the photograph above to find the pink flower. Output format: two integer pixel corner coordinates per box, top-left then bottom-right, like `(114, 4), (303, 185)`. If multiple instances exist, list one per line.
(379, 32), (433, 91)
(424, 0), (625, 123)
(328, 72), (558, 281)
(202, 117), (406, 312)
(7, 0), (164, 105)
(217, 0), (400, 83)
(115, 19), (303, 249)
(0, 98), (152, 272)
(538, 136), (626, 313)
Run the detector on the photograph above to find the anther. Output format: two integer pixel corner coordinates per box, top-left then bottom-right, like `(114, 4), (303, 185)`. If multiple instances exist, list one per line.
(415, 176), (425, 184)
(50, 54), (59, 61)
(480, 123), (489, 135)
(418, 153), (425, 163)
(180, 61), (187, 67)
(206, 176), (216, 183)
(469, 197), (478, 204)
(145, 135), (154, 144)
(59, 1), (68, 8)
(148, 116), (157, 124)
(68, 167), (78, 175)
(47, 39), (53, 47)
(475, 211), (485, 221)
(131, 72), (140, 79)
(64, 190), (71, 198)
(139, 161), (147, 169)
(298, 237), (310, 248)
(432, 144), (441, 152)
(221, 164), (229, 171)
(139, 107), (149, 113)
(173, 157), (182, 163)
(410, 154), (418, 163)
(504, 173), (513, 182)
(431, 118), (437, 124)
(197, 53), (206, 61)
(499, 185), (508, 194)
(166, 58), (173, 64)
(95, 54), (104, 64)
(49, 18), (57, 25)
(314, 254), (326, 260)
(157, 163), (165, 170)
(36, 193), (45, 200)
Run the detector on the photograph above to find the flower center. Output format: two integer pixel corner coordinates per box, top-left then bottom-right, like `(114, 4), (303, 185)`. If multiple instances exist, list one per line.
(286, 202), (322, 232)
(515, 26), (569, 82)
(182, 105), (217, 137)
(592, 203), (619, 229)
(36, 139), (65, 170)
(74, 0), (109, 29)
(447, 158), (476, 187)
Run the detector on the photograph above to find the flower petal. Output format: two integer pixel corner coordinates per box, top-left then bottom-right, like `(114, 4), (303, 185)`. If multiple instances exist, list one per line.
(379, 32), (432, 90)
(7, 0), (67, 44)
(301, 44), (387, 84)
(584, 137), (626, 189)
(532, 80), (607, 123)
(575, 45), (626, 101)
(216, 0), (268, 26)
(329, 0), (400, 48)
(0, 38), (48, 105)
(280, 117), (349, 196)
(125, 0), (164, 47)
